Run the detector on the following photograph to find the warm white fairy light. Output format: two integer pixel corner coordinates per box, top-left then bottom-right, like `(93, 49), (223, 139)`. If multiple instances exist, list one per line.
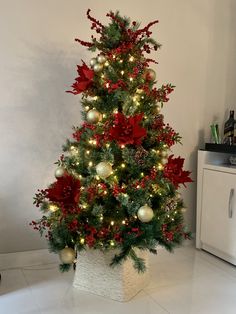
(122, 220), (126, 224)
(100, 214), (103, 221)
(93, 96), (98, 100)
(104, 61), (109, 67)
(88, 161), (93, 167)
(79, 175), (82, 179)
(86, 150), (90, 155)
(76, 162), (80, 165)
(105, 83), (110, 88)
(110, 240), (115, 246)
(103, 191), (108, 195)
(121, 163), (126, 168)
(129, 77), (133, 82)
(110, 221), (114, 226)
(129, 56), (134, 62)
(121, 144), (125, 149)
(141, 172), (144, 177)
(119, 59), (123, 63)
(82, 204), (88, 209)
(103, 114), (107, 118)
(149, 194), (153, 197)
(136, 185), (140, 189)
(121, 70), (124, 75)
(112, 55), (116, 59)
(85, 106), (90, 111)
(80, 238), (85, 244)
(81, 187), (85, 191)
(49, 204), (59, 212)
(171, 218), (175, 221)
(157, 163), (164, 171)
(95, 175), (100, 180)
(106, 143), (110, 148)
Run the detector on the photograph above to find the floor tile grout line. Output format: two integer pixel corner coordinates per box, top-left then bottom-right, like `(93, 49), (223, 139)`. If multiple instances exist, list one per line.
(142, 288), (171, 313)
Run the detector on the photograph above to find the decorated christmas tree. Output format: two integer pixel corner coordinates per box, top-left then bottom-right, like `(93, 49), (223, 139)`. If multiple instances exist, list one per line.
(31, 10), (192, 273)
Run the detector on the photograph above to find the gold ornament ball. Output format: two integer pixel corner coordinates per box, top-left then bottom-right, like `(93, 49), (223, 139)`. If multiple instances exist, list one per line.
(93, 63), (103, 72)
(59, 247), (76, 264)
(96, 161), (112, 179)
(161, 150), (168, 157)
(55, 167), (65, 178)
(90, 58), (97, 67)
(161, 158), (168, 165)
(97, 54), (107, 64)
(137, 205), (154, 223)
(144, 68), (156, 81)
(156, 106), (161, 114)
(87, 109), (101, 124)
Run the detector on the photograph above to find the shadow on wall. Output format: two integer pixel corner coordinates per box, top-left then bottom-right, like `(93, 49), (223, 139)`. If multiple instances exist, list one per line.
(0, 42), (82, 253)
(204, 0), (236, 141)
(225, 0), (236, 116)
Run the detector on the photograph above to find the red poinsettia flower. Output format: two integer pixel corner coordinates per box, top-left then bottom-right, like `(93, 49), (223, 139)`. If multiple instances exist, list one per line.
(67, 61), (94, 95)
(45, 174), (81, 207)
(163, 155), (193, 188)
(108, 113), (147, 146)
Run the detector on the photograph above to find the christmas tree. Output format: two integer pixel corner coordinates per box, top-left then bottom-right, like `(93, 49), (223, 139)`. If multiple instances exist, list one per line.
(31, 10), (192, 273)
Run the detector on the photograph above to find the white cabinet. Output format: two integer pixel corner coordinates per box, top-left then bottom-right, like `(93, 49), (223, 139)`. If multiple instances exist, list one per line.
(196, 150), (236, 265)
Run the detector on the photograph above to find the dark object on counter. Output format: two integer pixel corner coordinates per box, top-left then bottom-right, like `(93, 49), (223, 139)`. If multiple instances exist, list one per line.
(223, 110), (235, 145)
(205, 143), (236, 153)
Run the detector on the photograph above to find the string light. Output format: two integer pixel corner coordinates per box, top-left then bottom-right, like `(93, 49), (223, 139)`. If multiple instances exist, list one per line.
(80, 238), (85, 244)
(171, 218), (175, 221)
(105, 83), (110, 88)
(129, 56), (134, 62)
(157, 163), (164, 171)
(110, 240), (115, 246)
(93, 96), (98, 100)
(49, 204), (59, 212)
(79, 175), (83, 179)
(85, 106), (90, 111)
(120, 144), (125, 149)
(122, 220), (126, 224)
(86, 150), (90, 155)
(100, 214), (103, 221)
(136, 185), (140, 189)
(112, 55), (116, 59)
(121, 163), (126, 168)
(121, 70), (124, 75)
(119, 59), (123, 63)
(110, 221), (114, 226)
(88, 161), (93, 167)
(141, 172), (144, 177)
(82, 204), (88, 209)
(95, 175), (100, 180)
(106, 143), (110, 148)
(103, 191), (108, 195)
(129, 77), (133, 82)
(103, 114), (107, 118)
(104, 61), (109, 67)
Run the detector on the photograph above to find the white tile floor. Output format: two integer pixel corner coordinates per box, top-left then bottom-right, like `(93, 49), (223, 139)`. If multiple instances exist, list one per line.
(1, 245), (236, 314)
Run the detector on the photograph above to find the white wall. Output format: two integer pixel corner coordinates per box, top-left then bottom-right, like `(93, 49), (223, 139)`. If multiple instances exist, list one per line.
(0, 0), (235, 253)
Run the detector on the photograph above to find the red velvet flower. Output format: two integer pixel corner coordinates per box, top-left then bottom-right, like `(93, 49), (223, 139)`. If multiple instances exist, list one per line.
(108, 113), (147, 146)
(67, 61), (94, 95)
(45, 174), (81, 207)
(163, 155), (193, 188)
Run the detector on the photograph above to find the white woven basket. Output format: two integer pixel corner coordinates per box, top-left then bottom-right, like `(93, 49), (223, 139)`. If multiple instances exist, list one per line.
(73, 248), (150, 302)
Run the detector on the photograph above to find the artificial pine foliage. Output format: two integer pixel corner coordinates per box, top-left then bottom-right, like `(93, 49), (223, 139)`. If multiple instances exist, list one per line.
(31, 9), (192, 272)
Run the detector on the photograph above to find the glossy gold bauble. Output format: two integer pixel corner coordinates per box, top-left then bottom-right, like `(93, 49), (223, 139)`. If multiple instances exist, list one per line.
(87, 109), (101, 124)
(54, 167), (65, 178)
(59, 247), (76, 264)
(90, 58), (97, 67)
(137, 205), (154, 222)
(144, 68), (156, 81)
(96, 161), (112, 179)
(93, 63), (103, 72)
(97, 54), (107, 64)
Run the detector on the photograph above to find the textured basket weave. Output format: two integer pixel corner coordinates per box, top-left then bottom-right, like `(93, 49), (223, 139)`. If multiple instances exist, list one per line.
(73, 248), (150, 302)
